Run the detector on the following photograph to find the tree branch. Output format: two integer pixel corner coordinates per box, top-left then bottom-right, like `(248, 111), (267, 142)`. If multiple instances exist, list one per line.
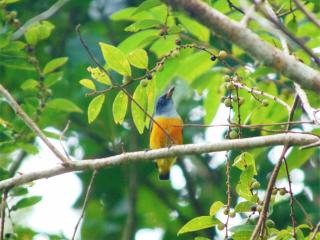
(0, 133), (317, 191)
(166, 0), (320, 91)
(292, 0), (320, 29)
(12, 0), (70, 40)
(0, 84), (69, 164)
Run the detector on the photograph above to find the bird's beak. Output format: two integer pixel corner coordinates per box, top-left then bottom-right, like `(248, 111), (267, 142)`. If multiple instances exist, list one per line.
(165, 86), (175, 99)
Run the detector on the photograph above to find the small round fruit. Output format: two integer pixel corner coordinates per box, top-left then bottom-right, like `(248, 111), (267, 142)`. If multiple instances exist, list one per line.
(141, 79), (148, 87)
(272, 188), (278, 195)
(218, 50), (228, 59)
(146, 73), (152, 80)
(257, 205), (263, 212)
(229, 211), (236, 218)
(239, 97), (245, 106)
(229, 130), (238, 139)
(262, 99), (269, 107)
(220, 96), (227, 102)
(224, 75), (231, 82)
(224, 98), (232, 107)
(210, 55), (217, 61)
(280, 188), (286, 196)
(251, 181), (261, 189)
(266, 219), (275, 228)
(226, 82), (235, 91)
(175, 39), (181, 45)
(251, 205), (257, 212)
(217, 223), (225, 230)
(223, 208), (229, 215)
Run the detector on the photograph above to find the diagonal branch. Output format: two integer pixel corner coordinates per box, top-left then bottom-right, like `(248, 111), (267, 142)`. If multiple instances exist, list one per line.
(0, 133), (317, 191)
(166, 0), (320, 91)
(0, 84), (69, 164)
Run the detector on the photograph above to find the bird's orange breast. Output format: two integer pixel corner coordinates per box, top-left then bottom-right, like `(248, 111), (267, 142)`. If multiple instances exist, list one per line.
(150, 117), (183, 149)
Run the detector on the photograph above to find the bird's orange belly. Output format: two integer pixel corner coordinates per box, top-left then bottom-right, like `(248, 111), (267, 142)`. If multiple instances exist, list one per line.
(150, 117), (183, 149)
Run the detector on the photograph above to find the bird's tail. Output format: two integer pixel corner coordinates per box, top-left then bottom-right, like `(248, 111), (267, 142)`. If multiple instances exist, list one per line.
(155, 158), (176, 181)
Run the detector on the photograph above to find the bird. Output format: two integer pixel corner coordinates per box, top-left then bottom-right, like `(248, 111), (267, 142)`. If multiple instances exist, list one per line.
(149, 86), (183, 180)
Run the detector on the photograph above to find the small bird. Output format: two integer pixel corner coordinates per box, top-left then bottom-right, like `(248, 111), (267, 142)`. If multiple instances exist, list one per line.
(150, 87), (183, 180)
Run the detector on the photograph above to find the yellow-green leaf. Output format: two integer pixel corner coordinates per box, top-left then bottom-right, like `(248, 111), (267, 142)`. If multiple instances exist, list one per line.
(88, 94), (105, 124)
(235, 201), (255, 213)
(99, 42), (131, 76)
(178, 216), (219, 236)
(209, 201), (224, 216)
(87, 66), (111, 85)
(233, 152), (257, 175)
(125, 19), (162, 32)
(128, 49), (148, 69)
(113, 91), (128, 124)
(80, 79), (96, 91)
(43, 57), (68, 75)
(145, 79), (155, 128)
(131, 83), (147, 134)
(46, 98), (83, 113)
(132, 0), (162, 15)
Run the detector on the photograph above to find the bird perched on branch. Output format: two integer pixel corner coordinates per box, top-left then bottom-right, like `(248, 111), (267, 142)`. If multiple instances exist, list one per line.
(150, 87), (183, 180)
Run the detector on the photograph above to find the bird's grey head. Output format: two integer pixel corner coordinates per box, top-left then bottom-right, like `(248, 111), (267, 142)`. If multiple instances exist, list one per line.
(155, 87), (178, 117)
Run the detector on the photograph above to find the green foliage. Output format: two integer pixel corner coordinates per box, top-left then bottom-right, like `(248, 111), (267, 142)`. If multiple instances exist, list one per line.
(43, 57), (68, 75)
(127, 48), (148, 69)
(11, 196), (42, 211)
(46, 98), (83, 113)
(112, 91), (128, 124)
(88, 94), (105, 124)
(131, 83), (148, 134)
(177, 216), (219, 235)
(24, 21), (54, 46)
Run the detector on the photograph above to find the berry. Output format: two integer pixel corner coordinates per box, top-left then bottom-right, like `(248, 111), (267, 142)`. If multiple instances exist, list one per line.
(218, 50), (228, 59)
(251, 205), (257, 212)
(229, 211), (236, 218)
(146, 73), (152, 80)
(266, 219), (275, 228)
(224, 75), (231, 82)
(223, 208), (229, 215)
(257, 205), (263, 212)
(239, 97), (245, 106)
(210, 55), (217, 61)
(141, 79), (148, 87)
(226, 82), (235, 91)
(224, 98), (232, 107)
(280, 188), (286, 196)
(217, 223), (225, 230)
(251, 180), (261, 189)
(157, 64), (164, 72)
(229, 130), (238, 139)
(272, 188), (278, 195)
(220, 96), (227, 102)
(262, 99), (269, 107)
(175, 39), (181, 45)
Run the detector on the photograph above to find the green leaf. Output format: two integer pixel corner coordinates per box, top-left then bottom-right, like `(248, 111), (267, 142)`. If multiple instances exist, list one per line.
(127, 49), (148, 69)
(0, 168), (9, 181)
(43, 57), (68, 75)
(0, 32), (11, 49)
(125, 19), (162, 32)
(10, 187), (28, 196)
(209, 201), (224, 216)
(132, 0), (162, 15)
(80, 79), (96, 91)
(44, 72), (63, 87)
(87, 66), (111, 85)
(113, 91), (128, 124)
(17, 142), (38, 154)
(235, 201), (255, 212)
(131, 83), (148, 134)
(233, 152), (257, 174)
(178, 216), (219, 235)
(177, 14), (210, 42)
(99, 42), (131, 76)
(11, 196), (42, 211)
(230, 224), (254, 240)
(145, 79), (156, 128)
(46, 98), (83, 113)
(287, 16), (298, 34)
(88, 94), (105, 124)
(21, 79), (38, 90)
(24, 21), (55, 46)
(194, 238), (210, 240)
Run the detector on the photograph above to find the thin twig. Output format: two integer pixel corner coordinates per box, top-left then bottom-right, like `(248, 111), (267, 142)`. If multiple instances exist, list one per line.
(60, 120), (71, 160)
(12, 0), (70, 40)
(0, 190), (8, 240)
(292, 0), (320, 28)
(0, 84), (70, 164)
(311, 222), (320, 240)
(293, 197), (313, 228)
(71, 170), (97, 240)
(251, 94), (299, 240)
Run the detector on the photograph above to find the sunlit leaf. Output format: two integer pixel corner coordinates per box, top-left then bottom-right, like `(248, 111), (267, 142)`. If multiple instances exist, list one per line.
(233, 152), (257, 174)
(113, 91), (128, 124)
(88, 94), (105, 124)
(132, 0), (162, 15)
(128, 49), (148, 69)
(43, 57), (68, 75)
(80, 79), (96, 91)
(125, 19), (162, 32)
(178, 216), (219, 235)
(209, 201), (224, 216)
(21, 79), (38, 90)
(131, 83), (147, 134)
(87, 66), (111, 85)
(46, 98), (83, 113)
(235, 201), (255, 212)
(10, 187), (28, 196)
(99, 42), (131, 76)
